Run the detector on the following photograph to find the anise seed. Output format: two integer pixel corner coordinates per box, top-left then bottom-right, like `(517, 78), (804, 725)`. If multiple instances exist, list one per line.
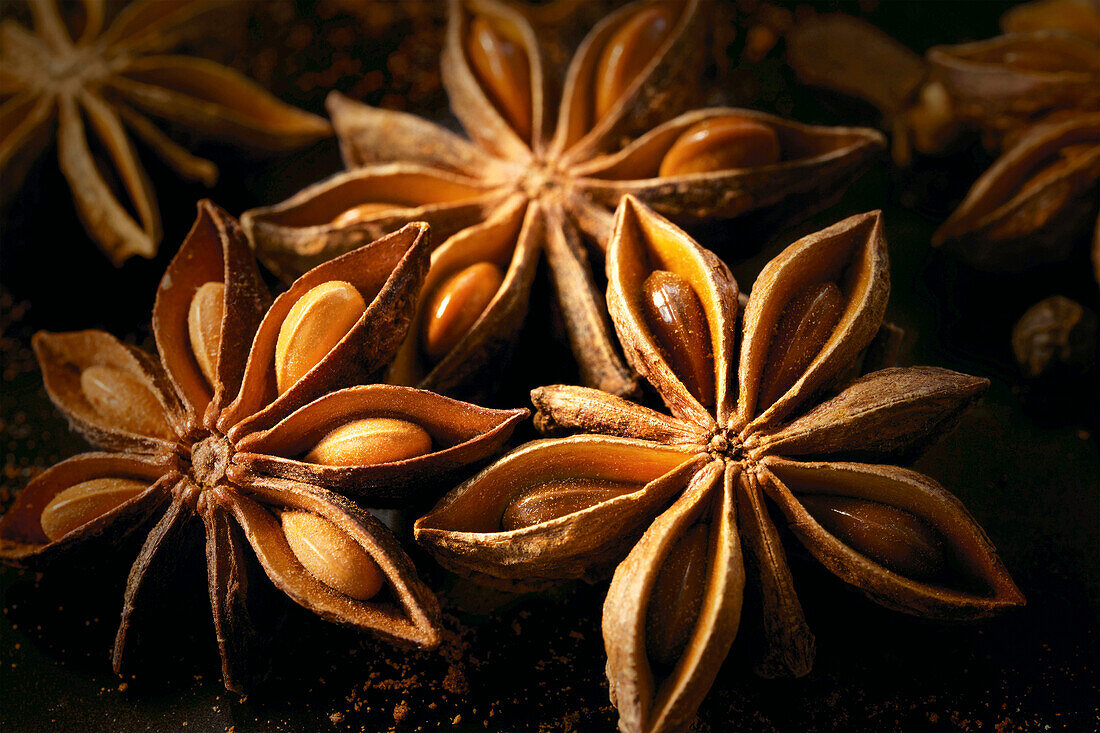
(305, 417), (432, 466)
(275, 281), (366, 395)
(40, 478), (147, 542)
(645, 522), (709, 667)
(758, 281), (843, 410)
(641, 270), (715, 407)
(501, 478), (636, 531)
(188, 282), (225, 388)
(422, 262), (504, 363)
(466, 15), (533, 140)
(281, 511), (384, 600)
(331, 203), (401, 227)
(799, 495), (946, 580)
(80, 365), (173, 438)
(658, 117), (782, 177)
(593, 3), (677, 122)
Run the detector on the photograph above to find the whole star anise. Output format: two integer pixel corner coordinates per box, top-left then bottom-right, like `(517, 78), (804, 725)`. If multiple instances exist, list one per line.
(0, 201), (525, 691)
(414, 197), (1023, 733)
(242, 0), (884, 399)
(0, 0), (331, 263)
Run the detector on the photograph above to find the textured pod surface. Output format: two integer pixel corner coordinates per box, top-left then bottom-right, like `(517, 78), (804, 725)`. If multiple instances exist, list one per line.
(417, 197), (1021, 733)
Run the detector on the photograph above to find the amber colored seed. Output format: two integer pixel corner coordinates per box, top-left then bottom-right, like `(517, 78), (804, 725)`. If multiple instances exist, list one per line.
(466, 14), (532, 141)
(641, 270), (715, 407)
(999, 47), (1091, 73)
(658, 117), (782, 177)
(305, 417), (432, 466)
(188, 281), (225, 388)
(40, 477), (147, 542)
(331, 203), (400, 227)
(275, 280), (366, 395)
(799, 495), (946, 580)
(500, 478), (637, 531)
(645, 522), (709, 667)
(593, 3), (677, 122)
(422, 261), (505, 363)
(80, 365), (173, 438)
(758, 281), (844, 410)
(281, 511), (384, 601)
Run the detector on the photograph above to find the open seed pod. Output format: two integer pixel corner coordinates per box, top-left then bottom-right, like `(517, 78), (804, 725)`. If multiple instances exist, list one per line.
(243, 0), (883, 400)
(0, 201), (526, 691)
(932, 113), (1100, 271)
(415, 197), (1022, 733)
(927, 31), (1100, 146)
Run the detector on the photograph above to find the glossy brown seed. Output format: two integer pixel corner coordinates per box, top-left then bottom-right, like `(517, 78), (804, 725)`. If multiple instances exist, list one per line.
(275, 280), (366, 395)
(500, 478), (638, 531)
(330, 203), (401, 227)
(641, 270), (715, 407)
(281, 511), (385, 601)
(658, 116), (782, 177)
(305, 417), (433, 466)
(645, 522), (709, 667)
(188, 281), (225, 388)
(758, 281), (844, 410)
(799, 495), (946, 580)
(422, 262), (505, 363)
(466, 14), (532, 140)
(80, 365), (173, 438)
(40, 477), (148, 542)
(593, 3), (678, 122)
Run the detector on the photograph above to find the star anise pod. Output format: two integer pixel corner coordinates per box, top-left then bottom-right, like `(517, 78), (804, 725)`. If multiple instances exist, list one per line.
(414, 197), (1023, 733)
(0, 0), (330, 264)
(242, 0), (884, 399)
(0, 201), (526, 691)
(932, 112), (1100, 271)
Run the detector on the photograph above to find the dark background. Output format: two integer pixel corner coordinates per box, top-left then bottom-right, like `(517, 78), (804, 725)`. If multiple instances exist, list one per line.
(1, 1), (1097, 731)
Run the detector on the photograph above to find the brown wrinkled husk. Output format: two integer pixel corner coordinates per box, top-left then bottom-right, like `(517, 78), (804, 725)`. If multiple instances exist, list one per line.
(416, 197), (1022, 733)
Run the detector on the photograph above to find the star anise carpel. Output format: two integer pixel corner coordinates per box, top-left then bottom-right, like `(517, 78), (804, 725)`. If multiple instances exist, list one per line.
(0, 0), (331, 264)
(0, 201), (526, 691)
(242, 0), (884, 400)
(414, 196), (1023, 733)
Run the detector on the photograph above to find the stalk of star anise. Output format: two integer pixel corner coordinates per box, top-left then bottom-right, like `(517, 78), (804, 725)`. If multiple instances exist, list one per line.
(241, 0), (884, 400)
(414, 196), (1023, 733)
(0, 202), (526, 691)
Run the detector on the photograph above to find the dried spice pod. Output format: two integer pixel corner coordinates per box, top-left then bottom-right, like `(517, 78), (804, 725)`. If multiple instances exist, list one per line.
(243, 0), (883, 399)
(785, 13), (957, 165)
(1011, 295), (1098, 379)
(0, 0), (330, 263)
(0, 201), (526, 691)
(1001, 0), (1100, 43)
(932, 113), (1100, 271)
(415, 197), (1022, 733)
(927, 31), (1100, 146)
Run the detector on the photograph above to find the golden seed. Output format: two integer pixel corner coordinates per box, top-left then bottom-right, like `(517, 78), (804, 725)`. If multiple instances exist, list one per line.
(645, 522), (709, 667)
(758, 281), (843, 410)
(305, 417), (433, 466)
(466, 14), (532, 140)
(422, 261), (504, 363)
(188, 281), (224, 388)
(80, 365), (173, 438)
(593, 3), (677, 122)
(500, 478), (636, 531)
(275, 280), (366, 395)
(281, 511), (384, 601)
(40, 477), (147, 542)
(641, 270), (715, 407)
(330, 203), (399, 227)
(658, 116), (782, 177)
(799, 495), (946, 580)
